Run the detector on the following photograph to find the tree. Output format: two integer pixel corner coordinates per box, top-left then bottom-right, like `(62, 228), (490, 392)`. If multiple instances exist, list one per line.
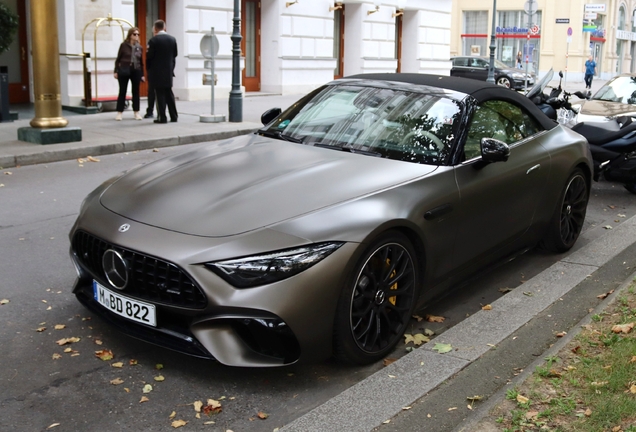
(0, 2), (19, 56)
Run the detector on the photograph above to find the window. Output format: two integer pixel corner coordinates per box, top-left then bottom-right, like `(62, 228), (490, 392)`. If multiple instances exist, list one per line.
(463, 100), (541, 160)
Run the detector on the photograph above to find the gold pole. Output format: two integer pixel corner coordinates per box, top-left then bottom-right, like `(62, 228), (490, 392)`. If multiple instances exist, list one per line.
(29, 0), (68, 128)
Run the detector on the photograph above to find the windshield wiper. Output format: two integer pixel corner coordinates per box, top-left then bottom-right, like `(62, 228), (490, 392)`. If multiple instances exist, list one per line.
(258, 129), (304, 143)
(313, 143), (382, 157)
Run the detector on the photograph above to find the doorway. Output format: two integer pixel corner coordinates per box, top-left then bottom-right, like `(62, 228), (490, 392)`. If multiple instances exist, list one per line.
(135, 0), (166, 97)
(0, 0), (29, 104)
(333, 6), (345, 78)
(241, 0), (261, 92)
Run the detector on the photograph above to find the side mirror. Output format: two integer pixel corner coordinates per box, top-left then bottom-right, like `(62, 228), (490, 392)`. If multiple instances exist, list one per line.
(481, 138), (510, 163)
(261, 108), (282, 126)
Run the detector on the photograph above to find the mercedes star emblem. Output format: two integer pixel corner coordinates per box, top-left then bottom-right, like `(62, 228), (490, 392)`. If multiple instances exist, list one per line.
(102, 249), (128, 290)
(118, 224), (131, 232)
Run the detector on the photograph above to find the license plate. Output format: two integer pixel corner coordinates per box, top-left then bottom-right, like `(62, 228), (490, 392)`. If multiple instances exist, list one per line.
(93, 281), (156, 327)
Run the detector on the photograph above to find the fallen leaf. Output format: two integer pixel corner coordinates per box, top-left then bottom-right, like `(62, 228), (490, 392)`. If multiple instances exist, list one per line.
(169, 411), (176, 419)
(591, 381), (608, 387)
(154, 375), (165, 382)
(0, 299), (9, 305)
(194, 400), (203, 412)
(383, 420), (391, 424)
(383, 358), (397, 366)
(153, 148), (160, 152)
(604, 225), (613, 230)
(203, 399), (222, 415)
(77, 158), (85, 163)
(526, 411), (539, 419)
(630, 356), (636, 363)
(555, 331), (567, 337)
(424, 328), (435, 336)
(4, 171), (12, 175)
(597, 290), (615, 299)
(257, 412), (269, 419)
(516, 394), (529, 404)
(404, 333), (430, 346)
(611, 323), (635, 334)
(95, 349), (113, 361)
(171, 420), (187, 428)
(155, 363), (164, 370)
(425, 314), (445, 323)
(498, 287), (512, 293)
(139, 396), (149, 403)
(467, 395), (483, 402)
(482, 304), (492, 310)
(36, 327), (46, 332)
(412, 315), (424, 322)
(629, 385), (636, 394)
(571, 345), (581, 354)
(129, 359), (138, 365)
(433, 343), (452, 354)
(110, 378), (124, 385)
(56, 337), (80, 346)
(111, 362), (124, 368)
(87, 156), (100, 162)
(618, 213), (626, 217)
(448, 407), (457, 411)
(523, 291), (534, 297)
(46, 424), (60, 430)
(52, 353), (62, 360)
(94, 339), (103, 345)
(142, 384), (153, 393)
(608, 205), (616, 209)
(203, 421), (215, 425)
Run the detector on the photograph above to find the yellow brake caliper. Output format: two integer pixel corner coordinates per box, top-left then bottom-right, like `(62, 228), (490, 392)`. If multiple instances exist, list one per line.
(387, 259), (397, 305)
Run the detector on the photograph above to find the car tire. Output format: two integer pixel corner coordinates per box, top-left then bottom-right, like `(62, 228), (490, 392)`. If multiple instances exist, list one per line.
(333, 231), (420, 365)
(496, 76), (512, 88)
(539, 168), (589, 253)
(624, 182), (636, 194)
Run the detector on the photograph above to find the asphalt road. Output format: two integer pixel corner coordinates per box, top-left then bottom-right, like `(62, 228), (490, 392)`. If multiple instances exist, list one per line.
(1, 143), (635, 431)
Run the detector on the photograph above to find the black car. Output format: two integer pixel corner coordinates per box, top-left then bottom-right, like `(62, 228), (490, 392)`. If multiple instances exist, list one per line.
(451, 56), (534, 90)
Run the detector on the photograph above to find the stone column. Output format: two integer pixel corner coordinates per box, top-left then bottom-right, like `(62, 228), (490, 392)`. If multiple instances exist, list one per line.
(29, 0), (67, 128)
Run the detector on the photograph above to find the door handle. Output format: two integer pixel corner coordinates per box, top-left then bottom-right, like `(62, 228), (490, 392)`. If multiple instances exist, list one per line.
(526, 164), (541, 174)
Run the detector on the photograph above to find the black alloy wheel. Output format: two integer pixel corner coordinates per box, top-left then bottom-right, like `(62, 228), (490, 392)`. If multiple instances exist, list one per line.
(334, 231), (419, 364)
(540, 169), (589, 252)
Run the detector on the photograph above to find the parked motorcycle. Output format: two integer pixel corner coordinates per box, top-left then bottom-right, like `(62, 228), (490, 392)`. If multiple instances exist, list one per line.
(528, 69), (636, 194)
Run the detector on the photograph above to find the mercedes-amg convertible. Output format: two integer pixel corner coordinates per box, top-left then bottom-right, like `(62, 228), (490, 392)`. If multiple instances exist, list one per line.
(69, 74), (592, 367)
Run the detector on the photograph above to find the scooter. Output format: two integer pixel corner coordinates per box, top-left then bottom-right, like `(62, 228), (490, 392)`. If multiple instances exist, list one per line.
(528, 69), (636, 194)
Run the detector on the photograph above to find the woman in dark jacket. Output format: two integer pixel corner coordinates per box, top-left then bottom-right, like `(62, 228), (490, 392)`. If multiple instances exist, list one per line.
(114, 27), (145, 120)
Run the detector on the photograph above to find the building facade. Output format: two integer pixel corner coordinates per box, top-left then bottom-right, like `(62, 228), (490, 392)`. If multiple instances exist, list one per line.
(0, 0), (452, 107)
(451, 0), (636, 82)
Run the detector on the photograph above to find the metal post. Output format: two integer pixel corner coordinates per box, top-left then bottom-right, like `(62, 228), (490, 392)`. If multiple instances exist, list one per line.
(211, 27), (216, 116)
(487, 0), (497, 84)
(524, 0), (534, 92)
(229, 0), (243, 122)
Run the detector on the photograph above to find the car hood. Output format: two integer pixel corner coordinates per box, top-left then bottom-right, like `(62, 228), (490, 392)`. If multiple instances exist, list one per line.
(579, 99), (636, 119)
(100, 135), (437, 237)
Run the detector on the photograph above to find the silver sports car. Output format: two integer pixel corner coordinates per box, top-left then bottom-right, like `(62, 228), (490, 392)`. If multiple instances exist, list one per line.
(70, 74), (593, 367)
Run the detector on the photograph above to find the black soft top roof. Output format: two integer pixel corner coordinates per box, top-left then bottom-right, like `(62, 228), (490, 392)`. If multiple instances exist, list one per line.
(343, 73), (557, 131)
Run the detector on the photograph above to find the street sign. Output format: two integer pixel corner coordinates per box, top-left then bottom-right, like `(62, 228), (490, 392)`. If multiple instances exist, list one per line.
(556, 18), (570, 24)
(584, 4), (606, 12)
(585, 12), (598, 20)
(200, 33), (220, 59)
(524, 0), (538, 15)
(529, 25), (540, 35)
(567, 27), (573, 36)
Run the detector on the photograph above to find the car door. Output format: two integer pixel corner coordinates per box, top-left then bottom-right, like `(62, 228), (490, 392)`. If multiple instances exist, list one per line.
(451, 57), (470, 78)
(452, 99), (551, 269)
(470, 58), (489, 82)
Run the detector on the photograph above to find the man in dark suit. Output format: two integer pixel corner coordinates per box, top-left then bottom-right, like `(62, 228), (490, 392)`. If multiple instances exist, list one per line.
(146, 20), (178, 123)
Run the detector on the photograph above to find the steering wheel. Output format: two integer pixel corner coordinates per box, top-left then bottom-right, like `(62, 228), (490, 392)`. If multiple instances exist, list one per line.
(400, 130), (444, 150)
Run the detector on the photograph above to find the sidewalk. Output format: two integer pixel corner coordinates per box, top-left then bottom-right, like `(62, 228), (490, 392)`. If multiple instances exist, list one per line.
(0, 93), (302, 169)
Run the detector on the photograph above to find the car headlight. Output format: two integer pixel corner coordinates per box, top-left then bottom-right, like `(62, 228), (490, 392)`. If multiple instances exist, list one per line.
(205, 242), (344, 288)
(511, 72), (526, 79)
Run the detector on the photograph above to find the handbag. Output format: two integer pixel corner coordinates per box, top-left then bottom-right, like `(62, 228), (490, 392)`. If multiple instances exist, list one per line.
(118, 64), (131, 77)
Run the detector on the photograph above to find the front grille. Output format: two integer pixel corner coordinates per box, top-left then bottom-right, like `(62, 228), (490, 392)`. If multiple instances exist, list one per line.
(72, 230), (207, 309)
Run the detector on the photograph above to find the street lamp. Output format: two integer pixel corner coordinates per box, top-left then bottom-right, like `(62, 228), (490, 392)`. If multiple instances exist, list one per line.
(229, 0), (243, 122)
(487, 0), (497, 84)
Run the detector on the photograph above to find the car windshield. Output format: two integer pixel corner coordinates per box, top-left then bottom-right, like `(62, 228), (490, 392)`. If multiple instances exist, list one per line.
(592, 76), (636, 104)
(493, 59), (509, 69)
(259, 84), (462, 166)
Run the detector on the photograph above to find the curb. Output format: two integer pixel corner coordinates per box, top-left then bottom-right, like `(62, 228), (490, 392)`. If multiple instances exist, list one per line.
(454, 268), (636, 432)
(0, 125), (259, 169)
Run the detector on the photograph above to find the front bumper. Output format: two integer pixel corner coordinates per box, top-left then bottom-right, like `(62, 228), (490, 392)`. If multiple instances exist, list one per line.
(69, 204), (358, 367)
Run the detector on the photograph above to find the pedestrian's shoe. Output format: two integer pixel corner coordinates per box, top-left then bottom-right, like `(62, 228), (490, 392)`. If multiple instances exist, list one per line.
(170, 118), (178, 123)
(154, 119), (167, 124)
(144, 113), (154, 119)
(115, 112), (122, 121)
(134, 112), (143, 120)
